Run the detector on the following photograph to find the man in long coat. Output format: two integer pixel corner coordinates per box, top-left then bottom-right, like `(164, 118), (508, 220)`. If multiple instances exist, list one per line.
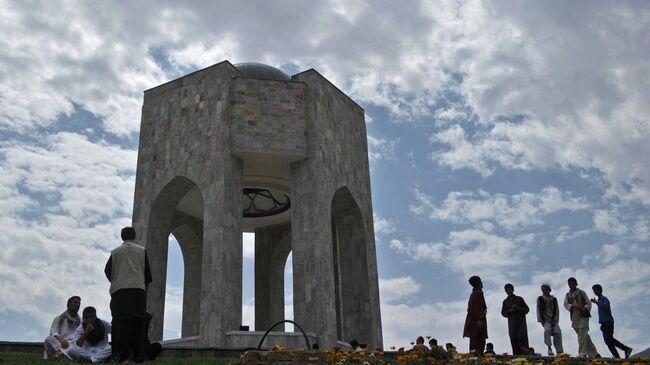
(501, 283), (531, 355)
(463, 275), (488, 355)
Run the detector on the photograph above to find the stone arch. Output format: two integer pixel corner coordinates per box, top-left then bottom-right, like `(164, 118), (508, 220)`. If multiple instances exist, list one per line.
(330, 186), (371, 343)
(170, 215), (203, 337)
(146, 176), (204, 341)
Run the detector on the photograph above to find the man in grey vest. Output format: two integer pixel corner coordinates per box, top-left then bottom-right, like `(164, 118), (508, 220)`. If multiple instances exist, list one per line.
(104, 227), (152, 363)
(537, 283), (563, 356)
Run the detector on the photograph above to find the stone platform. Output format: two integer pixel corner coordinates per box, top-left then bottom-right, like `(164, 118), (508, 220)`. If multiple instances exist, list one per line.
(162, 331), (318, 350)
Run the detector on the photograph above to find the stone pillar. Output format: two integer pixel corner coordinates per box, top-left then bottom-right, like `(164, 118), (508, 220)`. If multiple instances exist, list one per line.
(290, 165), (339, 347)
(254, 223), (291, 332)
(331, 187), (371, 344)
(198, 156), (244, 346)
(146, 220), (170, 342)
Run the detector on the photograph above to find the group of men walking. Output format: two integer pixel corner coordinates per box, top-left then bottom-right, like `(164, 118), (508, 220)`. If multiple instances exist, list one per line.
(43, 227), (155, 363)
(463, 276), (633, 359)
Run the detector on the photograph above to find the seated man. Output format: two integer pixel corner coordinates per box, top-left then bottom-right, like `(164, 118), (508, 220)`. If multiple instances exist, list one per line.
(484, 343), (496, 355)
(43, 296), (81, 359)
(65, 306), (112, 363)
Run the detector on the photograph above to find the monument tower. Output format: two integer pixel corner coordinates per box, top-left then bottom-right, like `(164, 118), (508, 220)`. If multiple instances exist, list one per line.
(132, 61), (382, 348)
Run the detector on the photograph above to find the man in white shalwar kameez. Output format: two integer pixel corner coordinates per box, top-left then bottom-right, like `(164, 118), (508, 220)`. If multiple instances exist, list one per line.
(43, 296), (81, 359)
(564, 277), (600, 358)
(65, 306), (112, 363)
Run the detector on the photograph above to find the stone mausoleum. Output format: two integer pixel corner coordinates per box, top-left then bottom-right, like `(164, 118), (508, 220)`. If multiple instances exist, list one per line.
(132, 61), (382, 349)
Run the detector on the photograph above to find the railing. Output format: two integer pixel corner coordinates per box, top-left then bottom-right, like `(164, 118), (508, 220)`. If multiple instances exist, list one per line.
(257, 320), (311, 350)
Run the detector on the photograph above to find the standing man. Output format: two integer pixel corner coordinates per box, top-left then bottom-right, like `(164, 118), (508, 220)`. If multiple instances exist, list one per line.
(43, 296), (81, 359)
(501, 283), (531, 355)
(463, 275), (488, 355)
(537, 283), (563, 356)
(563, 277), (599, 358)
(104, 227), (152, 363)
(591, 284), (633, 359)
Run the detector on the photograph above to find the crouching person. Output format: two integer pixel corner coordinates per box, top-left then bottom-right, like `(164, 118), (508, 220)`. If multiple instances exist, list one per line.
(43, 296), (81, 359)
(65, 306), (111, 363)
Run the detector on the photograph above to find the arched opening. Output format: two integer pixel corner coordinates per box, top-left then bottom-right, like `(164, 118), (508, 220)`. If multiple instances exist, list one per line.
(331, 186), (371, 343)
(242, 232), (256, 330)
(146, 176), (204, 341)
(163, 234), (184, 340)
(284, 252), (294, 332)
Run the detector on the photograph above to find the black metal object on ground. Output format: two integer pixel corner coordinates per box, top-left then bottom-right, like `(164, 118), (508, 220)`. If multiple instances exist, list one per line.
(257, 320), (311, 350)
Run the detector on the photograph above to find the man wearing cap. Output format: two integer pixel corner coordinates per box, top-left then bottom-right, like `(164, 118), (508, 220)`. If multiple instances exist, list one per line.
(537, 283), (563, 356)
(564, 277), (599, 358)
(463, 275), (488, 355)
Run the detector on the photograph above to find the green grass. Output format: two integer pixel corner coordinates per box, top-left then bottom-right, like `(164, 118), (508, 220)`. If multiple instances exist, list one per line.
(0, 352), (240, 365)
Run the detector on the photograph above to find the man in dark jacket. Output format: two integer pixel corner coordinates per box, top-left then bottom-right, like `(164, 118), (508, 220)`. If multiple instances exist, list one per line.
(104, 227), (152, 363)
(501, 283), (531, 355)
(463, 275), (487, 355)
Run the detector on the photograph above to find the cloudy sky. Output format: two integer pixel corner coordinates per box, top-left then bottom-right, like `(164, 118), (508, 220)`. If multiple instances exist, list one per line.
(1, 0), (649, 354)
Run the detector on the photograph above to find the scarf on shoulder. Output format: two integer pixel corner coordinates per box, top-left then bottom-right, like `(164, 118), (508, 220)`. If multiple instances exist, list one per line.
(84, 319), (105, 346)
(56, 311), (81, 333)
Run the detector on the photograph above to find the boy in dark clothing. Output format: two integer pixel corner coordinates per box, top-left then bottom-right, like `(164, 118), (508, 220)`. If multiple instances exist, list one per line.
(501, 283), (530, 355)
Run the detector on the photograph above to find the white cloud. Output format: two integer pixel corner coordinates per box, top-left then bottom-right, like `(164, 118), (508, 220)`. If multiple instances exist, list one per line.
(0, 2), (166, 135)
(582, 243), (623, 266)
(163, 284), (184, 340)
(379, 276), (421, 303)
(411, 186), (589, 231)
(374, 213), (396, 236)
(390, 229), (531, 284)
(243, 232), (255, 259)
(425, 1), (650, 203)
(554, 226), (592, 243)
(1, 133), (137, 226)
(0, 132), (136, 330)
(593, 210), (628, 237)
(434, 106), (470, 126)
(2, 1), (647, 207)
(633, 219), (650, 242)
(430, 124), (530, 177)
(367, 136), (399, 165)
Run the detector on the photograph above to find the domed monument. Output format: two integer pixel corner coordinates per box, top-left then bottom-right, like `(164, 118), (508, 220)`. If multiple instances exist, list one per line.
(132, 61), (382, 349)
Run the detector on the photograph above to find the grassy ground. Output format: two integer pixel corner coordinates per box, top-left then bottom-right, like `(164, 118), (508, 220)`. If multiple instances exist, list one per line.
(0, 352), (240, 365)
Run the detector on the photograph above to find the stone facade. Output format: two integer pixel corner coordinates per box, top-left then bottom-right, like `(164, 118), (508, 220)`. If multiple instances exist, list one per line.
(230, 78), (307, 159)
(132, 61), (382, 349)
